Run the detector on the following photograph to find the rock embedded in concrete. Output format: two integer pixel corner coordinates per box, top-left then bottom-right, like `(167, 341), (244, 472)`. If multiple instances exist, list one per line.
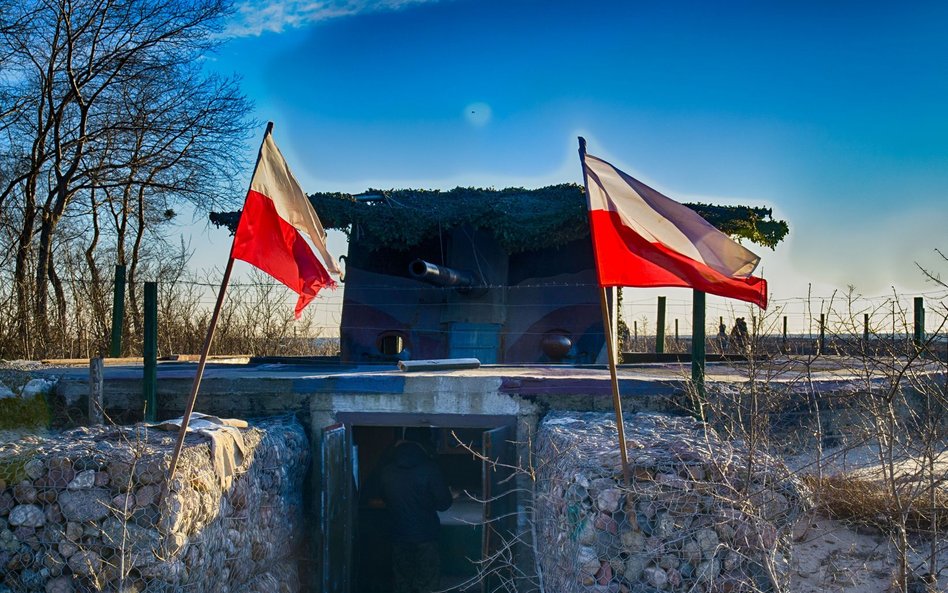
(0, 417), (309, 593)
(535, 412), (807, 593)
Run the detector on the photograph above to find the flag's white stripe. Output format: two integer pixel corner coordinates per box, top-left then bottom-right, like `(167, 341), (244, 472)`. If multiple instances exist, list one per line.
(250, 134), (341, 275)
(584, 154), (760, 278)
(584, 160), (705, 263)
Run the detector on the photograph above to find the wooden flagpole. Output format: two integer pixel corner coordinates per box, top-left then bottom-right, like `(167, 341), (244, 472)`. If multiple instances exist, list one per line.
(164, 121), (274, 488)
(578, 137), (632, 484)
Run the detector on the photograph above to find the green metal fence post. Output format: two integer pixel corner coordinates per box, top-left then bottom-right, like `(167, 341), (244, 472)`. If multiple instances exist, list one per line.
(913, 297), (925, 348)
(782, 315), (788, 352)
(109, 264), (126, 357)
(692, 291), (706, 399)
(144, 282), (158, 422)
(655, 296), (666, 354)
(914, 297), (925, 350)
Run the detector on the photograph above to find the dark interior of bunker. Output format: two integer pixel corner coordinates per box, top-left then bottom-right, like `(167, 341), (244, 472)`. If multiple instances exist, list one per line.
(320, 421), (517, 593)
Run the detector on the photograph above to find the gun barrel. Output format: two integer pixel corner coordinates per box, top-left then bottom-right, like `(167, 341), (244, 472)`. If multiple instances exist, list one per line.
(409, 259), (476, 289)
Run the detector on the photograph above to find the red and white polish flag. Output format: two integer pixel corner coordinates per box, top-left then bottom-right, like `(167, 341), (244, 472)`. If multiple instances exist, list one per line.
(231, 130), (340, 317)
(582, 151), (768, 309)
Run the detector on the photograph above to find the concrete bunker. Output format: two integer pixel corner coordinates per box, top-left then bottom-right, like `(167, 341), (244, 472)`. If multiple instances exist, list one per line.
(31, 361), (698, 593)
(32, 358), (914, 593)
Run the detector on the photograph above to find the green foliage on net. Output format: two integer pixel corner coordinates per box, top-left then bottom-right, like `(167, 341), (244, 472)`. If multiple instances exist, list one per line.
(0, 394), (50, 430)
(310, 185), (593, 253)
(210, 183), (789, 252)
(0, 448), (39, 484)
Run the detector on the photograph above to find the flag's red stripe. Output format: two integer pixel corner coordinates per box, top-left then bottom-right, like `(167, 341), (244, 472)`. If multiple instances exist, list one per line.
(590, 209), (767, 308)
(231, 190), (335, 317)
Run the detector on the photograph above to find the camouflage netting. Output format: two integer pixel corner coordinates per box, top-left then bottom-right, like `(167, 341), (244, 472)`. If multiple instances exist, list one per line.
(535, 412), (807, 593)
(0, 416), (309, 593)
(210, 185), (790, 252)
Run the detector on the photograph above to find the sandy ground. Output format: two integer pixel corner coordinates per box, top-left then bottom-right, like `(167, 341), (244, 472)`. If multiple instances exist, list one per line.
(791, 515), (943, 593)
(787, 442), (948, 593)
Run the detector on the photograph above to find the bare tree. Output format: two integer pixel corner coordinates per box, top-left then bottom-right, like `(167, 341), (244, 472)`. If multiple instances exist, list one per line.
(0, 0), (250, 358)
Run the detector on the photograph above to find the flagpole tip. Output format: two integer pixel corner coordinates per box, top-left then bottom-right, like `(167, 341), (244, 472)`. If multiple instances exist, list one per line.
(577, 136), (587, 155)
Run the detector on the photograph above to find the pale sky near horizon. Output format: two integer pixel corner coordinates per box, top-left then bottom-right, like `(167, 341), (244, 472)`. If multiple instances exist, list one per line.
(181, 0), (948, 329)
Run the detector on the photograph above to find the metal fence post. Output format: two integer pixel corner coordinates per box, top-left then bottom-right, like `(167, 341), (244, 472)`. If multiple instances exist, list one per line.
(782, 315), (788, 352)
(692, 291), (706, 399)
(914, 297), (925, 350)
(89, 357), (104, 425)
(655, 296), (666, 354)
(144, 282), (158, 422)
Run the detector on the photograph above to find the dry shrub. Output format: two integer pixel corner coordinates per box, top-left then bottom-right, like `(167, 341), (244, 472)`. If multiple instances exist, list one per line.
(805, 474), (948, 532)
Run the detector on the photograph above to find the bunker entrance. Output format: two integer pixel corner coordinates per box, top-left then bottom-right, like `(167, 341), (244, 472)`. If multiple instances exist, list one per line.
(320, 415), (517, 593)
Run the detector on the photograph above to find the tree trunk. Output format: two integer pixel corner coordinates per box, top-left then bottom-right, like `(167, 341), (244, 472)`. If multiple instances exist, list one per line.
(48, 249), (68, 356)
(85, 188), (109, 353)
(33, 213), (55, 353)
(128, 185), (148, 339)
(13, 207), (37, 357)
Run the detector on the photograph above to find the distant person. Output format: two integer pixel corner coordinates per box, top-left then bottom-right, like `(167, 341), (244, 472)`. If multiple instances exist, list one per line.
(731, 317), (749, 351)
(717, 321), (728, 351)
(618, 324), (632, 353)
(380, 437), (453, 593)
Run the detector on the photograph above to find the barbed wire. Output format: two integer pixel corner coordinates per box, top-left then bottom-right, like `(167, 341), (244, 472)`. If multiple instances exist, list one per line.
(1, 270), (946, 360)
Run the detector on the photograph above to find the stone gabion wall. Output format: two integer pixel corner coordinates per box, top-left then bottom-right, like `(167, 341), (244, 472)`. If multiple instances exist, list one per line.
(535, 412), (806, 593)
(0, 416), (309, 593)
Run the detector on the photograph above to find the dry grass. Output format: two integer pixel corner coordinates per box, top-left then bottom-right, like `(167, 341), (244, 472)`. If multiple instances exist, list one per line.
(805, 474), (948, 532)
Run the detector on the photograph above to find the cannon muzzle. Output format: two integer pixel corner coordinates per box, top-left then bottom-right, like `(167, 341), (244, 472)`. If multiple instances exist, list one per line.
(409, 259), (478, 291)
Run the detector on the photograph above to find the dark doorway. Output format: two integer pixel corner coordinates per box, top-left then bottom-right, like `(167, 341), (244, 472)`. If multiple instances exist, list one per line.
(319, 414), (516, 593)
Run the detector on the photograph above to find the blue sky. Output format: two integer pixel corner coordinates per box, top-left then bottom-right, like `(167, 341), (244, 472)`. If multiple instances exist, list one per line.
(190, 0), (948, 313)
